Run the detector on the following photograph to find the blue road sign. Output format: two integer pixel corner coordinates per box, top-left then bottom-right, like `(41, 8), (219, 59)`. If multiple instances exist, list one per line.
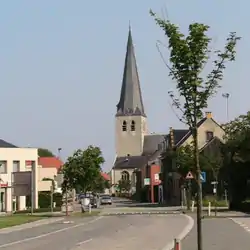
(200, 172), (206, 183)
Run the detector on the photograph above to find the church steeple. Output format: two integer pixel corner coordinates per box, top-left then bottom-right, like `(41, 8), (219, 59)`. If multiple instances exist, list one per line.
(116, 26), (146, 117)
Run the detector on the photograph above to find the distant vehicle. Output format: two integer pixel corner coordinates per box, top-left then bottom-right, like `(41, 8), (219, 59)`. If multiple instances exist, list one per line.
(100, 195), (112, 205)
(78, 193), (100, 208)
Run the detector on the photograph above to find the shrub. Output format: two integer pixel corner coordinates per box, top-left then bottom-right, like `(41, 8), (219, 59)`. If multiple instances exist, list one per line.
(38, 192), (63, 208)
(14, 207), (61, 214)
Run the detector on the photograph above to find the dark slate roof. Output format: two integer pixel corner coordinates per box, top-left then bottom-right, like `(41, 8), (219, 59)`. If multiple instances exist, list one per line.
(172, 129), (189, 146)
(116, 27), (146, 117)
(113, 155), (148, 170)
(143, 134), (166, 155)
(0, 139), (18, 148)
(176, 118), (207, 147)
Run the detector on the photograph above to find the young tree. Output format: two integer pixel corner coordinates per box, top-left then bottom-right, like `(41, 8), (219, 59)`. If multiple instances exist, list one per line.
(91, 174), (111, 193)
(117, 179), (131, 193)
(61, 146), (105, 194)
(38, 148), (54, 157)
(150, 10), (240, 250)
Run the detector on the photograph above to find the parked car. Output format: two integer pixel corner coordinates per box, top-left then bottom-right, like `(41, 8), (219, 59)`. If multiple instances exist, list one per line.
(100, 195), (112, 205)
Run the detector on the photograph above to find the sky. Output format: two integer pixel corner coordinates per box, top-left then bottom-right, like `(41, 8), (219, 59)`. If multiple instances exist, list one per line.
(0, 0), (249, 171)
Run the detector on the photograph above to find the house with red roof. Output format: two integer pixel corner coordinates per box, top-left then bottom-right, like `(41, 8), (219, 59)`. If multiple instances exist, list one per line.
(38, 157), (64, 172)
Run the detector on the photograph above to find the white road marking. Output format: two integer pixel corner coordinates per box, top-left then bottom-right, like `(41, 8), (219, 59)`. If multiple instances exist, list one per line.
(230, 218), (250, 233)
(76, 238), (92, 246)
(0, 216), (103, 248)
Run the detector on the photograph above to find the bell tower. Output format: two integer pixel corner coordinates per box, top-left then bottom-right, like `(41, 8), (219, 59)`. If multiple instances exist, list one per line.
(115, 26), (148, 157)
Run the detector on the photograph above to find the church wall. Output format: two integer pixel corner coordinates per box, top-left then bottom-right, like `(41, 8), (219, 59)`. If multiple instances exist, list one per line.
(115, 116), (147, 157)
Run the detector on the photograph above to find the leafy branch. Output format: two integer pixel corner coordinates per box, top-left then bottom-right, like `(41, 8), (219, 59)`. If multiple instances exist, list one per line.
(150, 10), (241, 128)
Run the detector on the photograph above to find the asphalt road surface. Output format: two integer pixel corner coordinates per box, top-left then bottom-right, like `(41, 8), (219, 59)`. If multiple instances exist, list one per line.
(0, 214), (190, 250)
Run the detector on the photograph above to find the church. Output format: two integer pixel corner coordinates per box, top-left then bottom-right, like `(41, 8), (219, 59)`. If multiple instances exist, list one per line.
(110, 27), (225, 205)
(110, 27), (166, 202)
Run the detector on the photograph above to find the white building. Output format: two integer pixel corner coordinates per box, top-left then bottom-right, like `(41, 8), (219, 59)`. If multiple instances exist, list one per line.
(0, 140), (39, 212)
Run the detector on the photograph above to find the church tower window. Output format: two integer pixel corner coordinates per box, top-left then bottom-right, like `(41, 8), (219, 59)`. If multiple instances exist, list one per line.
(122, 121), (127, 131)
(131, 120), (135, 131)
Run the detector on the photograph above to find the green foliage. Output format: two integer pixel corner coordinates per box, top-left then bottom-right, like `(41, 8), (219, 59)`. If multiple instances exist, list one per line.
(38, 191), (63, 208)
(223, 112), (250, 162)
(14, 207), (61, 214)
(61, 145), (105, 193)
(117, 179), (131, 193)
(150, 10), (240, 127)
(91, 174), (111, 193)
(166, 143), (223, 179)
(150, 11), (240, 228)
(38, 148), (54, 157)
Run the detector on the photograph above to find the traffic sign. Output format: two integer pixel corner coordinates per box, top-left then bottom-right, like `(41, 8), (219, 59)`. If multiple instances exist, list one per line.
(200, 172), (206, 183)
(186, 171), (194, 179)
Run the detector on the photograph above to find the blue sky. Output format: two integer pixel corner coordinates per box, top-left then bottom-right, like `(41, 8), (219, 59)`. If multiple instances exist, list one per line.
(0, 0), (248, 170)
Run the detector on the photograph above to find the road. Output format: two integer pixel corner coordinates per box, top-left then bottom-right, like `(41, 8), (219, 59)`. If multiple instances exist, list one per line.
(182, 216), (250, 250)
(0, 214), (191, 250)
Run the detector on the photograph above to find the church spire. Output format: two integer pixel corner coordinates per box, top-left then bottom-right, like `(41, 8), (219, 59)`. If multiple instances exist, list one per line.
(116, 26), (146, 117)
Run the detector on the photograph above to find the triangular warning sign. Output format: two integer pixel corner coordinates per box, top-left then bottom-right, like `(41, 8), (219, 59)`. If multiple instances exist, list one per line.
(186, 171), (194, 179)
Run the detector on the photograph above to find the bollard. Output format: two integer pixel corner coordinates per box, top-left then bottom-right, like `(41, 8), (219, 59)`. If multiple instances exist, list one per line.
(174, 238), (181, 250)
(208, 201), (211, 216)
(191, 200), (195, 212)
(88, 204), (92, 214)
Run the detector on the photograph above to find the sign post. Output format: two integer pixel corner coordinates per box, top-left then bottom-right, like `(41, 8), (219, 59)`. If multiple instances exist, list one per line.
(185, 171), (194, 210)
(211, 180), (218, 216)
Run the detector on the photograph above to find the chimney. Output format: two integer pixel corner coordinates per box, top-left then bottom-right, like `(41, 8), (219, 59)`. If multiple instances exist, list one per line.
(169, 127), (175, 148)
(205, 111), (212, 119)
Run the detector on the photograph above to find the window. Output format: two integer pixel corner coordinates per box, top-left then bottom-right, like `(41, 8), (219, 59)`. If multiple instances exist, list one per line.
(131, 120), (135, 131)
(0, 161), (7, 174)
(122, 121), (127, 131)
(13, 161), (20, 172)
(206, 131), (214, 141)
(121, 171), (129, 181)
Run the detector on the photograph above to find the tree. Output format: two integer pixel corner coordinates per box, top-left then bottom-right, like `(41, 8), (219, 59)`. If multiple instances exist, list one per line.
(150, 9), (240, 250)
(61, 146), (105, 194)
(38, 148), (54, 157)
(222, 112), (250, 208)
(223, 112), (250, 162)
(91, 174), (111, 193)
(117, 179), (131, 193)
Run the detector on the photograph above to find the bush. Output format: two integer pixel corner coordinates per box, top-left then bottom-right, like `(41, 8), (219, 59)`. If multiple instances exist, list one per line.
(14, 207), (61, 214)
(194, 197), (228, 207)
(236, 200), (250, 212)
(38, 192), (63, 208)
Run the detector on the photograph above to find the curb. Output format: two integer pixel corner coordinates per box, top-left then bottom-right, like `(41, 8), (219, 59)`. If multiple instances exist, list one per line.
(230, 218), (250, 233)
(0, 217), (64, 234)
(101, 211), (181, 216)
(162, 214), (194, 250)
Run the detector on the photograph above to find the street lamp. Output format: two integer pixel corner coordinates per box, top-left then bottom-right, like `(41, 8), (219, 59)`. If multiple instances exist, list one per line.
(222, 93), (230, 121)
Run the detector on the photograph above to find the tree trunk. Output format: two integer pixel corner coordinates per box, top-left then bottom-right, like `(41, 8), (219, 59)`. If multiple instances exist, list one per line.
(193, 126), (203, 250)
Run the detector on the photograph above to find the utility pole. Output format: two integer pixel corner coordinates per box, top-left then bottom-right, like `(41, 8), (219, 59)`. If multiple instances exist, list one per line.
(222, 93), (230, 121)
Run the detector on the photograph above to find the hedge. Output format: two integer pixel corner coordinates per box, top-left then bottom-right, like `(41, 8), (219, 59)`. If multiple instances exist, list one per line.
(14, 207), (61, 214)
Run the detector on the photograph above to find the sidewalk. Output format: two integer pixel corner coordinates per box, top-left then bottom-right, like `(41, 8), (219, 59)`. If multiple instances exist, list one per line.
(182, 217), (250, 250)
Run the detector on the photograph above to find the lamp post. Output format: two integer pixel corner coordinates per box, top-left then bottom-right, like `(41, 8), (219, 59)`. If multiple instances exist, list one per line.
(222, 93), (230, 121)
(58, 148), (68, 216)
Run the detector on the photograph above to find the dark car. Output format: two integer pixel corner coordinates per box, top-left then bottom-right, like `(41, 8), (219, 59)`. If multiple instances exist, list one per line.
(90, 195), (100, 208)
